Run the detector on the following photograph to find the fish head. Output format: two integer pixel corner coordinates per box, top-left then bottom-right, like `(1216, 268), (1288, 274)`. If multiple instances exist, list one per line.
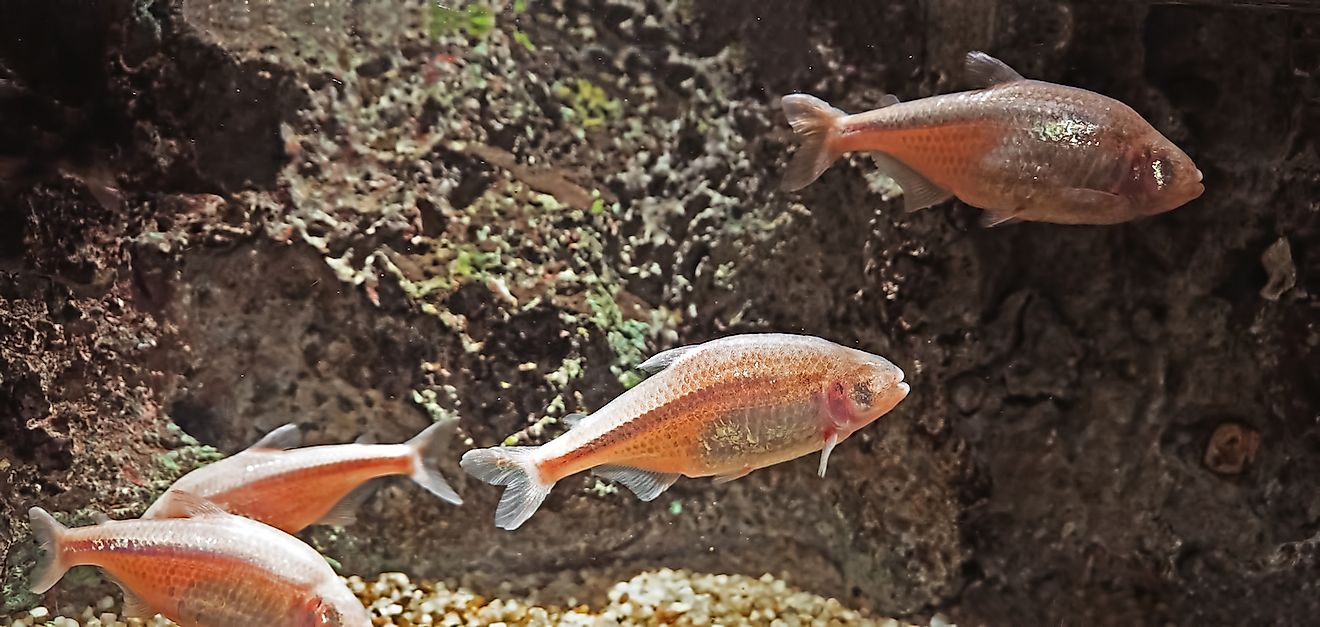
(1121, 139), (1204, 216)
(826, 352), (910, 434)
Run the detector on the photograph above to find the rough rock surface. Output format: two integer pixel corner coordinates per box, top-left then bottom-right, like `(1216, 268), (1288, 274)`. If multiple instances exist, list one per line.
(1, 0), (1317, 625)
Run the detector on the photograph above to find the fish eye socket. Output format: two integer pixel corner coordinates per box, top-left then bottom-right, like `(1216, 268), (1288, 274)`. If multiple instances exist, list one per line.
(1150, 156), (1170, 190)
(850, 383), (873, 409)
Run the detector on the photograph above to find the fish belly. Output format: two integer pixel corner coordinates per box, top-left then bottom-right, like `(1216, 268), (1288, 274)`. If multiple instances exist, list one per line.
(688, 397), (824, 476)
(95, 551), (304, 625)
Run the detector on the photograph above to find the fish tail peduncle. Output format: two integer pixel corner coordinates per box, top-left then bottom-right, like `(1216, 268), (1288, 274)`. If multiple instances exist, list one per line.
(28, 507), (70, 593)
(406, 419), (464, 506)
(780, 94), (848, 191)
(459, 446), (553, 531)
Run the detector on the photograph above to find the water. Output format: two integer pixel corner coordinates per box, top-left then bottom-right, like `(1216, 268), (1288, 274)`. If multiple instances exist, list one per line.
(0, 0), (1316, 625)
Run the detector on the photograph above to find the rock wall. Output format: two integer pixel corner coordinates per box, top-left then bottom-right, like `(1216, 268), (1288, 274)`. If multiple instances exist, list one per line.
(1, 0), (1317, 625)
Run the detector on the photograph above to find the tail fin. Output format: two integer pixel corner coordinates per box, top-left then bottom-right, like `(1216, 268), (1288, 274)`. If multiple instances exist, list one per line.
(405, 420), (463, 506)
(459, 446), (553, 531)
(28, 507), (69, 593)
(780, 94), (848, 191)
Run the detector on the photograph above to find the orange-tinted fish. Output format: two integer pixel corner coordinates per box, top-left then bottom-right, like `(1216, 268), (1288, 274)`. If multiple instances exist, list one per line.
(782, 52), (1204, 226)
(143, 420), (461, 534)
(29, 493), (370, 626)
(461, 333), (910, 530)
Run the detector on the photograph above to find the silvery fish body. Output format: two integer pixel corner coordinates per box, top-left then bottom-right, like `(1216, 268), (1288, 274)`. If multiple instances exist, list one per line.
(461, 333), (910, 530)
(28, 495), (370, 627)
(782, 52), (1204, 225)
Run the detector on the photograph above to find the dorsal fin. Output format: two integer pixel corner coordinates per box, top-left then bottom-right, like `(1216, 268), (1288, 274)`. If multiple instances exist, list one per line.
(877, 93), (900, 107)
(247, 423), (302, 451)
(965, 51), (1025, 88)
(561, 413), (587, 429)
(637, 345), (698, 374)
(91, 512), (113, 525)
(163, 491), (230, 519)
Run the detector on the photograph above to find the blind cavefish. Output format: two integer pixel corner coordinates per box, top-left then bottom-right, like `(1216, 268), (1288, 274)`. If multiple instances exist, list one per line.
(29, 493), (370, 626)
(781, 52), (1204, 225)
(461, 333), (910, 530)
(143, 419), (461, 534)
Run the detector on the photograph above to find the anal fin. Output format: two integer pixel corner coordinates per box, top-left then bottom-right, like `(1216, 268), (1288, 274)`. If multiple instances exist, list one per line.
(870, 152), (952, 213)
(316, 479), (384, 527)
(592, 465), (680, 501)
(712, 468), (753, 485)
(106, 576), (155, 619)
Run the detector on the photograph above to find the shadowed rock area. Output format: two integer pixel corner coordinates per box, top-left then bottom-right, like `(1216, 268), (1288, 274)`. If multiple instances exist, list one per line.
(1, 0), (1317, 625)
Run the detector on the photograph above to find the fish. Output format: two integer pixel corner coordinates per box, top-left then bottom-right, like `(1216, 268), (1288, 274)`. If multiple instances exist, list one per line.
(28, 492), (371, 626)
(142, 419), (462, 534)
(780, 51), (1204, 226)
(460, 333), (910, 531)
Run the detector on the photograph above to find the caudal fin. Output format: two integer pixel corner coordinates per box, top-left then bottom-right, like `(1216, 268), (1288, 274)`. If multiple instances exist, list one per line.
(28, 507), (69, 594)
(406, 420), (463, 506)
(780, 94), (848, 191)
(459, 446), (553, 531)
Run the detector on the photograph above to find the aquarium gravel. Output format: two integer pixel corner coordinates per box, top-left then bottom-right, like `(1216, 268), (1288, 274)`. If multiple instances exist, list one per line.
(2, 569), (951, 626)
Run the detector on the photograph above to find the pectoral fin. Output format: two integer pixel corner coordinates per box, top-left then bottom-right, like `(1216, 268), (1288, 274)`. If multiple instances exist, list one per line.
(712, 468), (753, 485)
(106, 577), (154, 619)
(1061, 187), (1127, 211)
(980, 210), (1020, 228)
(819, 433), (840, 478)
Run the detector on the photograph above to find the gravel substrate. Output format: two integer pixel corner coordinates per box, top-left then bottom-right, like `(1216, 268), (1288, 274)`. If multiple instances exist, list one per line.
(2, 569), (952, 626)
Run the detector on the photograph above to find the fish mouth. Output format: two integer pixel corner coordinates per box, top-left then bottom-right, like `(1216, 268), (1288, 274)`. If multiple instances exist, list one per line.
(896, 381), (911, 398)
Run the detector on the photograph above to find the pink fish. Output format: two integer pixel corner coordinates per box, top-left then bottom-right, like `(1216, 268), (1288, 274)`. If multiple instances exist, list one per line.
(462, 334), (909, 530)
(782, 52), (1204, 225)
(29, 493), (370, 626)
(143, 420), (461, 534)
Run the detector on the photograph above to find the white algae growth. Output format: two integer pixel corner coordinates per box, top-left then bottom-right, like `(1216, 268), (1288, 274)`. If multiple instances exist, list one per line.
(3, 569), (952, 626)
